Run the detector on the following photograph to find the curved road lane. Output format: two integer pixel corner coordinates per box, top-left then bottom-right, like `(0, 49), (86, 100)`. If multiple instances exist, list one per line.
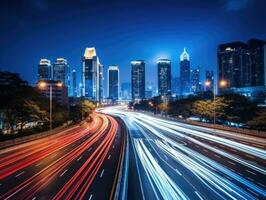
(0, 113), (124, 200)
(100, 106), (266, 200)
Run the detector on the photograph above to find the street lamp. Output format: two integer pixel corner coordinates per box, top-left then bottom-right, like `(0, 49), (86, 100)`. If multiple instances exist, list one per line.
(38, 81), (63, 130)
(205, 80), (227, 124)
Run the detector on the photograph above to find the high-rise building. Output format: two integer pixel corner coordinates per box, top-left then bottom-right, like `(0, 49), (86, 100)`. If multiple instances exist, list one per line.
(38, 59), (52, 81)
(107, 65), (119, 100)
(248, 39), (266, 86)
(53, 58), (70, 92)
(218, 42), (250, 91)
(205, 70), (214, 92)
(158, 59), (171, 96)
(131, 60), (145, 100)
(191, 67), (201, 93)
(121, 82), (131, 100)
(99, 64), (104, 100)
(81, 47), (102, 102)
(180, 48), (191, 95)
(72, 69), (77, 97)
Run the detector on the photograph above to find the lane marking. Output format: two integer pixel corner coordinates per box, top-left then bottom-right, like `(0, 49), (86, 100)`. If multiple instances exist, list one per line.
(60, 169), (68, 177)
(246, 154), (255, 159)
(195, 191), (204, 200)
(100, 169), (105, 178)
(247, 188), (259, 197)
(51, 153), (58, 158)
(88, 194), (93, 200)
(112, 145), (115, 149)
(15, 171), (25, 178)
(246, 170), (256, 176)
(228, 161), (236, 166)
(88, 148), (92, 152)
(203, 149), (208, 153)
(175, 169), (182, 176)
(35, 162), (42, 167)
(247, 177), (254, 182)
(77, 156), (82, 161)
(108, 154), (111, 160)
(214, 154), (221, 158)
(32, 197), (37, 200)
(258, 182), (265, 188)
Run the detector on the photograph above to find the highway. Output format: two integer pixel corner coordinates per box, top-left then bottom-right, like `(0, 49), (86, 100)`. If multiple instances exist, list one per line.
(0, 113), (124, 200)
(100, 106), (266, 200)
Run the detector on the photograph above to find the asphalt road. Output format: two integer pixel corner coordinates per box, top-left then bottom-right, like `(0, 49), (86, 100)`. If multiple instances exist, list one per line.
(100, 106), (266, 200)
(0, 113), (124, 200)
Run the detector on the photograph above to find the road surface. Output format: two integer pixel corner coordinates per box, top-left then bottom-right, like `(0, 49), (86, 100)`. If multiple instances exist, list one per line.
(0, 113), (124, 200)
(100, 106), (266, 200)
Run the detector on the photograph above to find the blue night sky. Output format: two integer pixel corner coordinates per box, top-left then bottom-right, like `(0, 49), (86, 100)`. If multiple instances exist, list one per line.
(0, 0), (266, 96)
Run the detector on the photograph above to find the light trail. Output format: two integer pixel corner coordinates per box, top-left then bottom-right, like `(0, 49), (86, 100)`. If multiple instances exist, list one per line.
(100, 106), (266, 200)
(0, 113), (120, 200)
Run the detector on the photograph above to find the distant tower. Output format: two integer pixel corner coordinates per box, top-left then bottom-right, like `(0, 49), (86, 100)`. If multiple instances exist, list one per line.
(72, 69), (77, 97)
(107, 65), (119, 100)
(191, 67), (201, 93)
(38, 59), (52, 81)
(131, 60), (145, 100)
(158, 59), (171, 96)
(180, 48), (191, 95)
(81, 47), (102, 102)
(53, 58), (70, 93)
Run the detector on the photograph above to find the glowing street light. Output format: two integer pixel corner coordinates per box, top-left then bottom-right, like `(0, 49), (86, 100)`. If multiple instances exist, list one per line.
(38, 81), (63, 130)
(204, 79), (228, 124)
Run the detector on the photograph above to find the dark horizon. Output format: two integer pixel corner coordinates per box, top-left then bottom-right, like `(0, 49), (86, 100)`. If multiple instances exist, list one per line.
(1, 0), (266, 95)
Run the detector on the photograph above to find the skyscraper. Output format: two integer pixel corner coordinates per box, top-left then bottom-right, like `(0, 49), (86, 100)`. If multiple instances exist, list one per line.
(72, 69), (77, 97)
(180, 48), (191, 95)
(191, 67), (201, 93)
(248, 39), (266, 86)
(218, 42), (250, 91)
(131, 60), (145, 100)
(82, 47), (102, 102)
(158, 59), (171, 96)
(205, 70), (214, 92)
(107, 65), (119, 100)
(53, 58), (70, 89)
(38, 59), (52, 81)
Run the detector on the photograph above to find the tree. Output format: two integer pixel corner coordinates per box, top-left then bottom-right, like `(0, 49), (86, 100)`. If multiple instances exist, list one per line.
(247, 109), (266, 131)
(192, 97), (228, 122)
(158, 102), (168, 114)
(222, 93), (257, 124)
(82, 100), (96, 119)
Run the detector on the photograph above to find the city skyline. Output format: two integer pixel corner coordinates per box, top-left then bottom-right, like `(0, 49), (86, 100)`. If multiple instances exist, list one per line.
(1, 1), (266, 199)
(1, 0), (266, 93)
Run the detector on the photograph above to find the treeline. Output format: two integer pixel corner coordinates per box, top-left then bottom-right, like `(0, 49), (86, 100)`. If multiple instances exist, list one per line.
(133, 93), (266, 131)
(0, 72), (95, 140)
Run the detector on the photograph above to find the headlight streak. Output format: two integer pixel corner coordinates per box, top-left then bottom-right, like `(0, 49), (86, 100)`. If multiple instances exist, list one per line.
(132, 114), (266, 160)
(134, 139), (189, 200)
(99, 107), (266, 199)
(132, 115), (266, 174)
(132, 115), (266, 198)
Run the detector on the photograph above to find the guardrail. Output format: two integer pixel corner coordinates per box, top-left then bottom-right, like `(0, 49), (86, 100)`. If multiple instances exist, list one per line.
(113, 118), (129, 200)
(0, 122), (78, 149)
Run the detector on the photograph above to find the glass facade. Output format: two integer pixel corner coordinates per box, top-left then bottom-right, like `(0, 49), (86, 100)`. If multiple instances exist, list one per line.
(158, 59), (171, 96)
(131, 60), (145, 100)
(108, 65), (119, 100)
